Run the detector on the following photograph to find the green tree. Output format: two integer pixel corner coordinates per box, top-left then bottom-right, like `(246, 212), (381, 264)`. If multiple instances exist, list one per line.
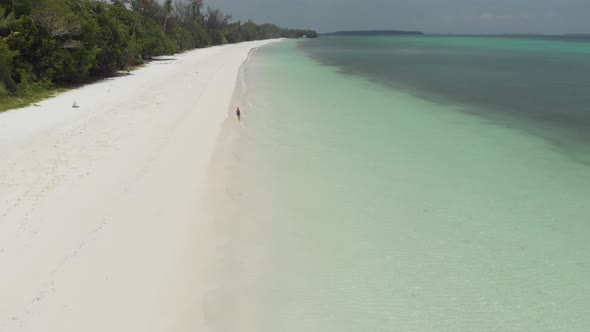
(163, 0), (172, 33)
(0, 38), (18, 94)
(29, 0), (101, 82)
(240, 20), (260, 41)
(0, 5), (15, 94)
(90, 2), (131, 75)
(0, 6), (15, 34)
(174, 0), (203, 25)
(0, 0), (318, 100)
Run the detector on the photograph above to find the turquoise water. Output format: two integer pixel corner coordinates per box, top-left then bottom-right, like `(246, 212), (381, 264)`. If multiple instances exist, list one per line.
(300, 37), (590, 163)
(210, 38), (590, 331)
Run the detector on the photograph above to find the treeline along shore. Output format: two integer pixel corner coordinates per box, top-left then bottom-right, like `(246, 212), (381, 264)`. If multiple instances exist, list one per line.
(0, 0), (317, 106)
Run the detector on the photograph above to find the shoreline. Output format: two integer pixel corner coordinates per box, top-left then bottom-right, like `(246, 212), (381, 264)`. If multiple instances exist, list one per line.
(0, 39), (280, 332)
(191, 39), (590, 330)
(199, 42), (285, 331)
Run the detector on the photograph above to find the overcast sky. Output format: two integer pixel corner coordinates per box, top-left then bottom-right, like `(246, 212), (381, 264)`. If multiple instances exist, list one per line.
(205, 0), (590, 34)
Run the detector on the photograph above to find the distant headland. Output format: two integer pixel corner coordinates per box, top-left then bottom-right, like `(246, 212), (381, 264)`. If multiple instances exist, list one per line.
(322, 30), (425, 36)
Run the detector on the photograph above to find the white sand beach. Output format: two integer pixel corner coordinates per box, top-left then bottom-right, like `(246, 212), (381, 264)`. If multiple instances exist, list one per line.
(0, 39), (278, 332)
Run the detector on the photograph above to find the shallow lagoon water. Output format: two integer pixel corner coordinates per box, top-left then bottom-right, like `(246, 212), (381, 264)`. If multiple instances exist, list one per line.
(209, 38), (590, 331)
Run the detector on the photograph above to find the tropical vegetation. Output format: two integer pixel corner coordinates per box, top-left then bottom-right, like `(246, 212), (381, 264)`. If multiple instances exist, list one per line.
(0, 0), (317, 104)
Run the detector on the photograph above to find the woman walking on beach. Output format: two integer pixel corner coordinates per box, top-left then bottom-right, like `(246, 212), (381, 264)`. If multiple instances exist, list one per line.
(236, 107), (241, 121)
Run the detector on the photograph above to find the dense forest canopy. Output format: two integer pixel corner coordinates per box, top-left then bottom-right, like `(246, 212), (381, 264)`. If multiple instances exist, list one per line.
(0, 0), (317, 99)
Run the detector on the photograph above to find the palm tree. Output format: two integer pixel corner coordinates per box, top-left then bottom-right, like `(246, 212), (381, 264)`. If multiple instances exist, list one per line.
(132, 0), (148, 38)
(163, 0), (172, 33)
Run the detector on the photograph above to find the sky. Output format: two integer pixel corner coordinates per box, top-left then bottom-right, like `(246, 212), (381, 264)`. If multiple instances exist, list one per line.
(205, 0), (590, 34)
